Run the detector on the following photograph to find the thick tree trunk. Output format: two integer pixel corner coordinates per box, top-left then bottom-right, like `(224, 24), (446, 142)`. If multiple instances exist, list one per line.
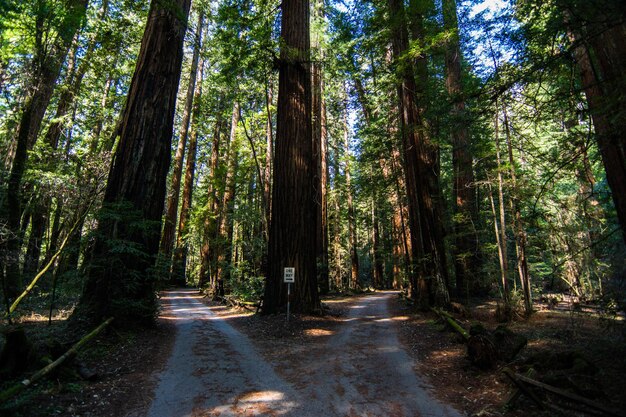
(160, 11), (204, 262)
(75, 0), (191, 325)
(566, 7), (626, 244)
(312, 0), (329, 295)
(388, 0), (449, 309)
(443, 0), (479, 299)
(263, 0), (320, 313)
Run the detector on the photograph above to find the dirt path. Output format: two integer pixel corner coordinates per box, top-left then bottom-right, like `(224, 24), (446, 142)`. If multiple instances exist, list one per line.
(146, 290), (462, 417)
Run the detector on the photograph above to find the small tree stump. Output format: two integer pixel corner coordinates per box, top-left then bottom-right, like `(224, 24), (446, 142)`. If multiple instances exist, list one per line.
(0, 327), (35, 378)
(467, 324), (527, 369)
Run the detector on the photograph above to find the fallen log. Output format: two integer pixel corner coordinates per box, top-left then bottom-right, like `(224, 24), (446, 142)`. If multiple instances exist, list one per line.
(512, 371), (626, 417)
(431, 308), (469, 340)
(504, 367), (536, 408)
(0, 317), (113, 403)
(502, 367), (547, 411)
(6, 208), (90, 319)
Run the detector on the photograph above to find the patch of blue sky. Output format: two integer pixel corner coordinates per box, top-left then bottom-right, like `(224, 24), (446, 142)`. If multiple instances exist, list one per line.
(459, 0), (520, 78)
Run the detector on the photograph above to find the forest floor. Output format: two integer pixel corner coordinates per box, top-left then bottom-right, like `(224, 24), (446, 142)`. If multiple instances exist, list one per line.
(1, 289), (625, 417)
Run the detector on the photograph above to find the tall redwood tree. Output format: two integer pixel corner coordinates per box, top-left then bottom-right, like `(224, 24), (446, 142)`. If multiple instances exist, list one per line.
(262, 0), (320, 314)
(75, 0), (191, 324)
(443, 0), (479, 297)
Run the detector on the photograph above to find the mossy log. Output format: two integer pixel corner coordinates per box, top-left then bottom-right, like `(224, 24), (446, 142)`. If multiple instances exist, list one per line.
(431, 308), (527, 369)
(0, 317), (113, 403)
(431, 308), (469, 340)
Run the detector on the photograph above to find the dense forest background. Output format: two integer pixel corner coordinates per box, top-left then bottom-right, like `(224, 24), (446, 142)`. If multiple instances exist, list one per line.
(1, 0), (625, 325)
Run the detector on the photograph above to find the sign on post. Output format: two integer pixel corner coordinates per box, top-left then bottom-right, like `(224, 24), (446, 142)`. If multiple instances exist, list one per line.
(283, 267), (295, 283)
(284, 267), (295, 323)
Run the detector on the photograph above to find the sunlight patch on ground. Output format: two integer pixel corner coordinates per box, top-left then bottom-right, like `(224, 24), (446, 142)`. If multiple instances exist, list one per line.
(375, 316), (409, 323)
(426, 349), (463, 361)
(200, 390), (296, 417)
(304, 328), (335, 337)
(13, 309), (74, 324)
(237, 390), (286, 402)
(207, 311), (252, 320)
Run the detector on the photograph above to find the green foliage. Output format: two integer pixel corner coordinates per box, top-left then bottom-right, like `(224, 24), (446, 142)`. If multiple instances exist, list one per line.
(229, 262), (264, 302)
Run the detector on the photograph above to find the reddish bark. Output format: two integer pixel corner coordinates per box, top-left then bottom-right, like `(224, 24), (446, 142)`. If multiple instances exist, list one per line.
(263, 0), (320, 314)
(76, 0), (191, 324)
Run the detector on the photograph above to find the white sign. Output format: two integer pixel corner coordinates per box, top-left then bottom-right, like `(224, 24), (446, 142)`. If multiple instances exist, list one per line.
(283, 267), (295, 283)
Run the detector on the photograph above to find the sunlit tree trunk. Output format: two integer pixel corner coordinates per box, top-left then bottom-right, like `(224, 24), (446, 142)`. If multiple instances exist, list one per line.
(160, 11), (205, 266)
(171, 55), (205, 287)
(199, 102), (225, 288)
(388, 0), (449, 308)
(492, 105), (510, 311)
(343, 96), (359, 290)
(263, 0), (320, 313)
(329, 129), (344, 291)
(264, 81), (274, 238)
(312, 0), (329, 295)
(371, 199), (384, 289)
(214, 103), (240, 297)
(75, 0), (191, 324)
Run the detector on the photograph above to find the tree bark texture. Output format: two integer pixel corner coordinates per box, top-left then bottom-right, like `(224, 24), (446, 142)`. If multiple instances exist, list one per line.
(343, 99), (360, 290)
(264, 81), (274, 240)
(160, 11), (204, 262)
(76, 0), (191, 324)
(199, 103), (225, 288)
(493, 102), (510, 305)
(214, 102), (240, 297)
(352, 72), (387, 289)
(443, 0), (479, 299)
(565, 5), (626, 244)
(388, 0), (449, 308)
(263, 0), (320, 314)
(171, 56), (204, 287)
(312, 0), (329, 295)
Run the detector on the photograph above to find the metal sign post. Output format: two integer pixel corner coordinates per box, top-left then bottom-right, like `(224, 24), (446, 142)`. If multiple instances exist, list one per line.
(284, 267), (295, 323)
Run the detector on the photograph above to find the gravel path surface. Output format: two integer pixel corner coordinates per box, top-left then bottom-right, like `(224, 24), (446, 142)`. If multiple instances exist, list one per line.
(146, 289), (463, 417)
